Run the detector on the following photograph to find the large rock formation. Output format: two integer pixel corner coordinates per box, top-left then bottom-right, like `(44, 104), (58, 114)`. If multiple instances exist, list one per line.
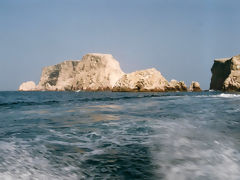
(189, 81), (202, 92)
(71, 54), (124, 91)
(210, 54), (240, 91)
(112, 68), (169, 92)
(19, 81), (37, 91)
(113, 69), (188, 92)
(19, 53), (199, 92)
(19, 53), (125, 91)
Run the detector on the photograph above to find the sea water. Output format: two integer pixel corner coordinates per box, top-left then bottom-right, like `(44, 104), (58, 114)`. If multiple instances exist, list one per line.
(0, 91), (240, 180)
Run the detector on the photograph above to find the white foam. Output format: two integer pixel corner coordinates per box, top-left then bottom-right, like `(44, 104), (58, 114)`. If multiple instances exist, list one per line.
(218, 93), (240, 98)
(149, 119), (240, 180)
(0, 140), (83, 180)
(195, 93), (240, 98)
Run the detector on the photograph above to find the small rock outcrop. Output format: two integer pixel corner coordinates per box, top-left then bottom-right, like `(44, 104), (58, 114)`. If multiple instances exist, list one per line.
(210, 54), (240, 91)
(18, 81), (37, 91)
(20, 53), (125, 91)
(165, 80), (188, 92)
(189, 81), (202, 92)
(112, 68), (169, 92)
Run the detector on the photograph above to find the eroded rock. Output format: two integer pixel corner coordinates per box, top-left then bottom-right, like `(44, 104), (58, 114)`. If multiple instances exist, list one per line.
(165, 79), (188, 92)
(112, 68), (168, 92)
(36, 53), (125, 91)
(189, 81), (202, 92)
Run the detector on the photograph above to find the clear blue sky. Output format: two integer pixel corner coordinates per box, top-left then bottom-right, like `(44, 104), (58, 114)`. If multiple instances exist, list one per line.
(1, 0), (240, 90)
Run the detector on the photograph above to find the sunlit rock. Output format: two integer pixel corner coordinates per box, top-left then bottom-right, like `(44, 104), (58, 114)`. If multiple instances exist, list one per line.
(189, 81), (202, 92)
(113, 68), (168, 92)
(165, 79), (188, 92)
(18, 81), (37, 91)
(36, 53), (125, 91)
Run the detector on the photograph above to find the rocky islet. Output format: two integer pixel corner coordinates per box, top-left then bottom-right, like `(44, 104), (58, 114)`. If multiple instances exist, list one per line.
(19, 53), (201, 92)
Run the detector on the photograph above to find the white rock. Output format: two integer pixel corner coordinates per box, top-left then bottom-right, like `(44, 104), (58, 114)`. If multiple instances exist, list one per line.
(113, 68), (169, 92)
(165, 79), (188, 91)
(18, 81), (37, 91)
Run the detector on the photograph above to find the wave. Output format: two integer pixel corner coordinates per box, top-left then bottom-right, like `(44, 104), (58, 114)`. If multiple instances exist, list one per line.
(195, 93), (240, 98)
(3, 91), (238, 108)
(0, 100), (60, 107)
(217, 93), (240, 98)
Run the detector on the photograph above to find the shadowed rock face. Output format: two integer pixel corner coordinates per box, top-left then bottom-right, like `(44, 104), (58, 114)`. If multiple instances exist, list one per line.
(210, 55), (240, 91)
(37, 61), (79, 91)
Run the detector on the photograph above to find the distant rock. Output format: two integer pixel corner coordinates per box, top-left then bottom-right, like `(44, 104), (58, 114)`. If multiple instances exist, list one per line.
(18, 81), (37, 91)
(165, 79), (188, 92)
(189, 81), (202, 92)
(36, 53), (124, 91)
(210, 55), (240, 91)
(19, 53), (199, 92)
(112, 68), (168, 92)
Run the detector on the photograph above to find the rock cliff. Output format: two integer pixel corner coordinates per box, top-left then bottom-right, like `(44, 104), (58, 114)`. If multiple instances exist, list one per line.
(210, 55), (240, 91)
(20, 53), (125, 91)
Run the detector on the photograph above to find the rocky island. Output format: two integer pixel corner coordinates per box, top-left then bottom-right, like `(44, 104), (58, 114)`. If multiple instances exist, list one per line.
(210, 54), (240, 91)
(19, 53), (201, 92)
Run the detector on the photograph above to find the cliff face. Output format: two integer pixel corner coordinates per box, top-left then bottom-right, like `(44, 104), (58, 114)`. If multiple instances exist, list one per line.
(210, 55), (240, 91)
(36, 53), (124, 91)
(37, 61), (79, 91)
(72, 54), (125, 91)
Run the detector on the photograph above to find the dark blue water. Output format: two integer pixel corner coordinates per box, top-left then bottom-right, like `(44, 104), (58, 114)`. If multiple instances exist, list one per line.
(0, 91), (240, 180)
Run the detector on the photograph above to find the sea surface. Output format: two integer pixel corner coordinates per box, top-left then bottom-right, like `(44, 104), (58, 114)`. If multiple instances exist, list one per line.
(0, 91), (240, 180)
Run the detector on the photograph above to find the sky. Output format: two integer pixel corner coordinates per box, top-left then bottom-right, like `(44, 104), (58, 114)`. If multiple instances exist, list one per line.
(1, 0), (240, 90)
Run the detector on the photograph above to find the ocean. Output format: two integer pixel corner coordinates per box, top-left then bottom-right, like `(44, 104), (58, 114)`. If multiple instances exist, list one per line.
(0, 91), (240, 180)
